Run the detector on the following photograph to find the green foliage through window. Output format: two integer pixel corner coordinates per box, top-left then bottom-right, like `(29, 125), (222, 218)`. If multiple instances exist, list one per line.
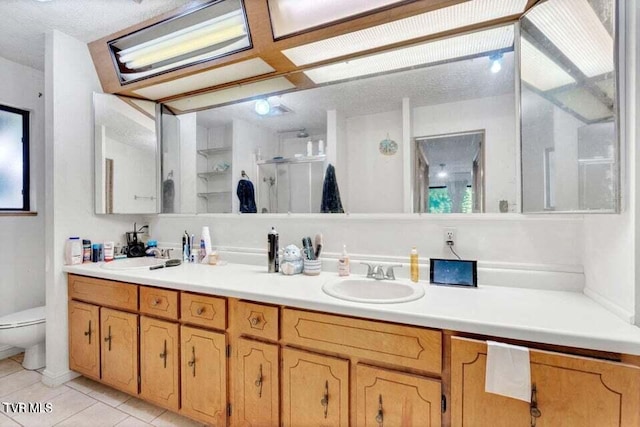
(429, 186), (473, 213)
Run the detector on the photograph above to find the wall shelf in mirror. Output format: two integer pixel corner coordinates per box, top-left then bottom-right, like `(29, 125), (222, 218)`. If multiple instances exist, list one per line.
(197, 171), (230, 179)
(257, 155), (326, 165)
(197, 147), (232, 157)
(197, 191), (232, 198)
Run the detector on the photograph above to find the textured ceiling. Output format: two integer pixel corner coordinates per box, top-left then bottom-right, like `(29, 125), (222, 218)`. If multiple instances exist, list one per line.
(0, 0), (207, 70)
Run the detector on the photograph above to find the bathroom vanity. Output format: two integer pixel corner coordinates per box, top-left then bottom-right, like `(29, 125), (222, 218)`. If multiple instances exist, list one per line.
(64, 263), (640, 427)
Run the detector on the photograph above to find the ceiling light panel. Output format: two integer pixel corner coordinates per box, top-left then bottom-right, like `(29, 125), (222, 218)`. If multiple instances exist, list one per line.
(133, 58), (275, 100)
(282, 0), (526, 66)
(525, 0), (613, 77)
(110, 0), (252, 85)
(520, 38), (576, 91)
(269, 0), (403, 38)
(166, 77), (295, 111)
(552, 87), (613, 121)
(304, 25), (514, 84)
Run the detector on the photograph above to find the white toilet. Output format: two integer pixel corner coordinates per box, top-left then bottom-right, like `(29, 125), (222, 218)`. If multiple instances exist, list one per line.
(0, 306), (46, 370)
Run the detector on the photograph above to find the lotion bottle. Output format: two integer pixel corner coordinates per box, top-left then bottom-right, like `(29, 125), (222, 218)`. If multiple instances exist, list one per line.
(337, 245), (350, 276)
(410, 247), (419, 282)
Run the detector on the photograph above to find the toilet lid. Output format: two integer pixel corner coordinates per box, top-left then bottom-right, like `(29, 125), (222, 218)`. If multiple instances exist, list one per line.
(0, 306), (45, 329)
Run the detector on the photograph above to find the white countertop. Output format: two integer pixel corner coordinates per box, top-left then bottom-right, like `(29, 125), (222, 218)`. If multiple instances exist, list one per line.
(63, 261), (640, 356)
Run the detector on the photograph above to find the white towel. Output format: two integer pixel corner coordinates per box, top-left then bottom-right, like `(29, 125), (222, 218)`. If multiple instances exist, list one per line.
(485, 341), (531, 402)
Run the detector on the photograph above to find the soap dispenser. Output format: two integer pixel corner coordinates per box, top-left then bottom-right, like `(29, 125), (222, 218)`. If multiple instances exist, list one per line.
(338, 245), (350, 276)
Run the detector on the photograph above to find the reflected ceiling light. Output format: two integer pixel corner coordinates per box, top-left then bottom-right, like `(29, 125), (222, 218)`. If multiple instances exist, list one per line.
(520, 37), (576, 91)
(254, 99), (271, 116)
(109, 0), (251, 85)
(437, 164), (448, 179)
(282, 0), (526, 66)
(304, 25), (514, 84)
(490, 53), (503, 73)
(525, 0), (613, 77)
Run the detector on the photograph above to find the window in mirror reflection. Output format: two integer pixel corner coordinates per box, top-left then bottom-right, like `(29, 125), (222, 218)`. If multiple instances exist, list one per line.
(520, 0), (617, 212)
(161, 25), (517, 214)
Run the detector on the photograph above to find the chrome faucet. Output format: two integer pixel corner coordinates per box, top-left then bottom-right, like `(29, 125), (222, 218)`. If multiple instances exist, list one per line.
(361, 263), (402, 280)
(146, 248), (173, 259)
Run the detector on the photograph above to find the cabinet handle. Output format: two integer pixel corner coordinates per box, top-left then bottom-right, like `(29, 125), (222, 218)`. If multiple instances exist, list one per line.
(530, 384), (542, 427)
(104, 325), (112, 351)
(84, 320), (92, 344)
(151, 298), (161, 307)
(320, 380), (329, 419)
(196, 306), (205, 315)
(254, 363), (263, 398)
(375, 394), (384, 426)
(187, 346), (196, 377)
(159, 339), (167, 369)
(250, 316), (260, 326)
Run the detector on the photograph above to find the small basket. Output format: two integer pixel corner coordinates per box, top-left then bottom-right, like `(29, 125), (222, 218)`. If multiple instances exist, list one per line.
(303, 258), (322, 276)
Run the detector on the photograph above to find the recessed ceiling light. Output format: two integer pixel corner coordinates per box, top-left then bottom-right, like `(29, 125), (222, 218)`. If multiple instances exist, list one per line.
(490, 53), (503, 73)
(254, 99), (271, 115)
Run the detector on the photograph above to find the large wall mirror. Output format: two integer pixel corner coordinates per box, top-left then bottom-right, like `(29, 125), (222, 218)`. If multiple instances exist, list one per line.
(160, 25), (518, 214)
(94, 93), (160, 214)
(520, 0), (618, 212)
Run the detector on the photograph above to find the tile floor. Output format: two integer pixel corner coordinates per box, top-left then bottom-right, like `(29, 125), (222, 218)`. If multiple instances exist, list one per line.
(0, 355), (205, 427)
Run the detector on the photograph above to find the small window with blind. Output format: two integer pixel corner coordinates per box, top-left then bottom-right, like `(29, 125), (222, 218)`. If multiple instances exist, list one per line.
(0, 104), (29, 211)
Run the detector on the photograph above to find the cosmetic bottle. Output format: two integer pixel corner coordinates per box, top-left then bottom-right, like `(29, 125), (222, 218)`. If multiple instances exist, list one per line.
(338, 245), (350, 276)
(268, 227), (279, 273)
(410, 247), (419, 282)
(64, 237), (83, 265)
(104, 242), (114, 262)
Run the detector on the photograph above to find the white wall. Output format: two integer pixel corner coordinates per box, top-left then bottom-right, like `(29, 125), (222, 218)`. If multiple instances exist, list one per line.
(178, 113), (197, 214)
(104, 137), (156, 213)
(412, 94), (517, 213)
(0, 57), (45, 326)
(346, 109), (404, 213)
(583, 1), (638, 324)
(44, 30), (145, 386)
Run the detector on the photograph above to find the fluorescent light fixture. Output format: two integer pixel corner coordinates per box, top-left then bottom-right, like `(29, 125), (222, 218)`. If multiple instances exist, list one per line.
(132, 58), (275, 100)
(304, 25), (514, 84)
(254, 99), (270, 115)
(520, 38), (576, 91)
(524, 0), (613, 77)
(490, 53), (503, 73)
(268, 0), (403, 38)
(110, 0), (251, 85)
(282, 0), (526, 66)
(165, 77), (295, 111)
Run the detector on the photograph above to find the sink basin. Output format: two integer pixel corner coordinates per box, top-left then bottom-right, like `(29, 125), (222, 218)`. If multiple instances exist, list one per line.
(101, 258), (165, 270)
(322, 278), (425, 304)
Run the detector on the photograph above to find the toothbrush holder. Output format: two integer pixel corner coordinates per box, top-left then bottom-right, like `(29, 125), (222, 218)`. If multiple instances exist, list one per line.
(303, 258), (322, 276)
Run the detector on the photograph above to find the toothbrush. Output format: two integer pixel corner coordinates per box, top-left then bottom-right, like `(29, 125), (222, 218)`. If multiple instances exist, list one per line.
(314, 234), (323, 259)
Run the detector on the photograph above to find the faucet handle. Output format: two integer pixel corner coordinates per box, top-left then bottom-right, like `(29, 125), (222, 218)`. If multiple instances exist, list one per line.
(161, 248), (173, 259)
(385, 264), (402, 280)
(360, 262), (374, 278)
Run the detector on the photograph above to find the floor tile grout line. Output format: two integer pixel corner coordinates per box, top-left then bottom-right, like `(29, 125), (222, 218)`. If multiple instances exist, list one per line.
(0, 371), (43, 400)
(51, 400), (101, 427)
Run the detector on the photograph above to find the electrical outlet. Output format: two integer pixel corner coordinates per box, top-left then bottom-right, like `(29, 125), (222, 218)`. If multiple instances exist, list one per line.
(444, 228), (456, 246)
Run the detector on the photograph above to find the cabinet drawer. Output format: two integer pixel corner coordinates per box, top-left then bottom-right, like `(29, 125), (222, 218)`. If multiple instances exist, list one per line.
(180, 292), (226, 330)
(282, 308), (442, 374)
(235, 301), (279, 341)
(140, 286), (178, 320)
(68, 274), (137, 312)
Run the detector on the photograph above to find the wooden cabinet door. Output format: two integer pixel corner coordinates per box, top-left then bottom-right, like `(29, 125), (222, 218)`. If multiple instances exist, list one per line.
(356, 365), (442, 427)
(181, 325), (227, 426)
(281, 347), (349, 427)
(100, 308), (139, 395)
(234, 338), (279, 426)
(68, 301), (100, 379)
(451, 337), (528, 427)
(530, 350), (640, 427)
(140, 316), (179, 411)
(451, 337), (640, 427)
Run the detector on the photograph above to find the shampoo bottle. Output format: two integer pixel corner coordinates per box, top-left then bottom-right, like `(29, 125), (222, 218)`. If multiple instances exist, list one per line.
(410, 247), (419, 282)
(337, 245), (350, 276)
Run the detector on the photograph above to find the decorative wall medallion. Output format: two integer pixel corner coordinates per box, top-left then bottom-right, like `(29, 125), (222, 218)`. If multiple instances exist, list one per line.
(379, 135), (398, 156)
